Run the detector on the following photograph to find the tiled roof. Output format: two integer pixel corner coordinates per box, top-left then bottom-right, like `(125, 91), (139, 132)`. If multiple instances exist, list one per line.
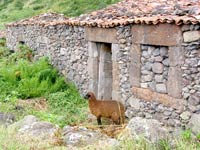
(7, 0), (200, 28)
(7, 13), (68, 26)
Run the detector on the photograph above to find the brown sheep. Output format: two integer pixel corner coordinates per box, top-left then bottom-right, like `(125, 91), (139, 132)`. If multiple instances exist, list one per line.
(84, 92), (125, 125)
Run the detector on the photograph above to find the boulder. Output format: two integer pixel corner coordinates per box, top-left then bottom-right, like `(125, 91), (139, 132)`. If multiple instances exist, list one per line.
(11, 115), (58, 138)
(125, 117), (168, 143)
(62, 126), (119, 148)
(0, 112), (15, 126)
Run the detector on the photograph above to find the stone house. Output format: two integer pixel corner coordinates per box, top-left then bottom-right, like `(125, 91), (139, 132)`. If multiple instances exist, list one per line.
(6, 0), (200, 127)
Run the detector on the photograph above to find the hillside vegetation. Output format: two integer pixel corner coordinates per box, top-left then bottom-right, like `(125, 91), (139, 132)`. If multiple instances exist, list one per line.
(0, 0), (119, 29)
(0, 39), (87, 127)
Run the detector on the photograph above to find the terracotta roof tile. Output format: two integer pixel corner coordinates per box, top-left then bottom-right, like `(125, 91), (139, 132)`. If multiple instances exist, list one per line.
(7, 0), (200, 28)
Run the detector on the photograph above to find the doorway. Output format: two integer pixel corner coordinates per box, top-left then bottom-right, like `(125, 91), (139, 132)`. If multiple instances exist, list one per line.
(97, 43), (112, 100)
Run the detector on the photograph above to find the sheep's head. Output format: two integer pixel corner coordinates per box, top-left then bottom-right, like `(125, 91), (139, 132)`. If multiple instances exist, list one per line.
(84, 92), (96, 100)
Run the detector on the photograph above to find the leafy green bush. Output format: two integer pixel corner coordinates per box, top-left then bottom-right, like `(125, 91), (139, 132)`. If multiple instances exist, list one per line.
(0, 43), (67, 100)
(0, 58), (67, 99)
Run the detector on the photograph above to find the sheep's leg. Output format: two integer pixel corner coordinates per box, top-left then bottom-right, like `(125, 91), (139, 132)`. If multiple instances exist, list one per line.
(120, 115), (125, 124)
(111, 113), (120, 125)
(97, 117), (102, 125)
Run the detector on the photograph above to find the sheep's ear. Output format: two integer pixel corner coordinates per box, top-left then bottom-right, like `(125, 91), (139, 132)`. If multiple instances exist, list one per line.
(84, 93), (90, 100)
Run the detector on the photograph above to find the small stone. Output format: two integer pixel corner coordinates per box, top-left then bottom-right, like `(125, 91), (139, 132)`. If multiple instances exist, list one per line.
(171, 112), (179, 118)
(127, 97), (140, 110)
(183, 31), (200, 42)
(144, 62), (153, 71)
(119, 39), (126, 44)
(167, 119), (175, 127)
(156, 104), (164, 112)
(183, 93), (190, 99)
(0, 113), (15, 126)
(181, 25), (190, 31)
(154, 56), (163, 62)
(125, 109), (135, 118)
(149, 81), (156, 91)
(180, 111), (191, 120)
(162, 58), (169, 66)
(141, 70), (152, 75)
(143, 74), (153, 82)
(188, 95), (200, 105)
(138, 112), (145, 117)
(152, 63), (164, 73)
(152, 48), (160, 56)
(120, 44), (126, 49)
(160, 47), (168, 56)
(141, 83), (148, 88)
(163, 111), (172, 116)
(155, 75), (164, 83)
(188, 114), (200, 135)
(147, 46), (155, 54)
(60, 48), (66, 55)
(142, 51), (149, 58)
(190, 89), (196, 94)
(145, 113), (152, 119)
(188, 105), (197, 113)
(156, 84), (167, 93)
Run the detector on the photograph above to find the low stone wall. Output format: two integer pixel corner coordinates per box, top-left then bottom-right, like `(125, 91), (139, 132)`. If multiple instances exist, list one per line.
(6, 25), (89, 94)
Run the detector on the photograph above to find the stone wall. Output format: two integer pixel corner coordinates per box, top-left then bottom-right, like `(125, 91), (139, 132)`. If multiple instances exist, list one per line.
(6, 25), (89, 94)
(6, 22), (200, 128)
(181, 25), (200, 114)
(126, 24), (200, 127)
(116, 25), (132, 103)
(141, 45), (169, 94)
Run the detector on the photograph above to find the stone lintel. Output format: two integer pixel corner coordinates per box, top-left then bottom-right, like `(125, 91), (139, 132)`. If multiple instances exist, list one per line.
(132, 87), (184, 110)
(129, 43), (141, 87)
(85, 27), (117, 43)
(132, 24), (182, 46)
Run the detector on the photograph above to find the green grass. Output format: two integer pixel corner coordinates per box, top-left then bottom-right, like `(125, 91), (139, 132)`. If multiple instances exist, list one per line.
(0, 38), (87, 127)
(0, 0), (120, 29)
